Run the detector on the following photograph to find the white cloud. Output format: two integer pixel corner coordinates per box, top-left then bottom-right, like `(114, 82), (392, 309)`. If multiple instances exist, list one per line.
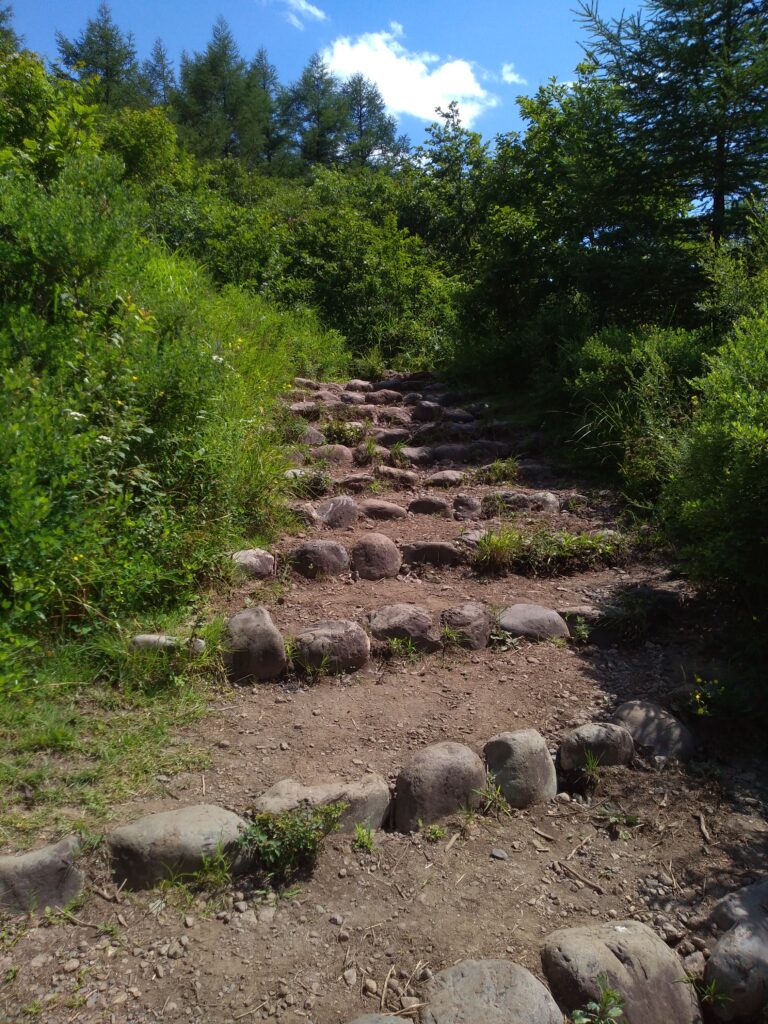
(323, 23), (498, 127)
(281, 0), (327, 30)
(501, 62), (526, 86)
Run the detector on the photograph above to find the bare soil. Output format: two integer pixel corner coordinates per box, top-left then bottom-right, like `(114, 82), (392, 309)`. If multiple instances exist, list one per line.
(2, 375), (767, 1024)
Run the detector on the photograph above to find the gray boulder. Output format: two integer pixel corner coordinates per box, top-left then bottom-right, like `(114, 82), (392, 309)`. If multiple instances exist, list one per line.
(345, 379), (373, 393)
(346, 1018), (392, 1024)
(359, 499), (407, 520)
(231, 548), (275, 578)
(369, 603), (441, 653)
(108, 805), (247, 889)
(704, 920), (768, 1021)
(425, 470), (465, 487)
(612, 700), (694, 761)
(422, 959), (562, 1024)
(453, 493), (482, 520)
(408, 496), (451, 515)
(412, 400), (442, 422)
(542, 920), (702, 1024)
(316, 495), (359, 528)
(293, 620), (370, 673)
(395, 742), (485, 832)
(558, 723), (635, 771)
(482, 490), (560, 516)
(373, 428), (410, 448)
(498, 604), (570, 641)
(314, 444), (354, 466)
(376, 466), (419, 488)
(369, 388), (403, 405)
(0, 837), (83, 913)
(300, 424), (326, 445)
(351, 533), (402, 580)
(398, 445), (434, 466)
(253, 774), (391, 832)
(709, 878), (768, 933)
(288, 540), (350, 578)
(225, 607), (286, 683)
(341, 473), (375, 492)
(484, 730), (557, 808)
(402, 541), (463, 567)
(441, 601), (493, 650)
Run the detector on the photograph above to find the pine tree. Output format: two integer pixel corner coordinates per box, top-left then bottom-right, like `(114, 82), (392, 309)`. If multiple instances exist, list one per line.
(142, 38), (175, 106)
(284, 54), (350, 168)
(55, 2), (140, 107)
(579, 0), (768, 240)
(340, 73), (405, 167)
(243, 48), (287, 169)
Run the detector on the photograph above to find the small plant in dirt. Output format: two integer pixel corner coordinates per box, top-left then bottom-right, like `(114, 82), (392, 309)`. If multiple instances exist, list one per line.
(420, 823), (446, 842)
(324, 421), (365, 446)
(352, 824), (375, 853)
(594, 805), (641, 841)
(440, 624), (466, 648)
(235, 802), (346, 885)
(571, 976), (625, 1023)
(473, 457), (520, 485)
(473, 526), (625, 576)
(291, 648), (333, 680)
(567, 749), (602, 800)
(389, 440), (409, 467)
(571, 616), (591, 644)
(287, 468), (331, 499)
(385, 636), (421, 661)
(680, 975), (730, 1010)
(476, 779), (512, 820)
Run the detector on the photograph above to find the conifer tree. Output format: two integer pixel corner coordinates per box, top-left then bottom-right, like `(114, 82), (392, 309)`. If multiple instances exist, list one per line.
(56, 2), (140, 107)
(340, 73), (404, 167)
(142, 38), (175, 106)
(284, 54), (350, 168)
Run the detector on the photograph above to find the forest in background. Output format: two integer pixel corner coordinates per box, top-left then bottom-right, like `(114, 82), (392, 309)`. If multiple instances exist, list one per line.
(2, 0), (768, 710)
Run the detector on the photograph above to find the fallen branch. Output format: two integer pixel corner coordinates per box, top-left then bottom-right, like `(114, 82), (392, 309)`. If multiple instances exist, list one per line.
(556, 860), (606, 895)
(695, 813), (712, 844)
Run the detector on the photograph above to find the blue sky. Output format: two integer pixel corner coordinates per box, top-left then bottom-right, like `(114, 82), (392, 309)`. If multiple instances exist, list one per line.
(14, 0), (634, 141)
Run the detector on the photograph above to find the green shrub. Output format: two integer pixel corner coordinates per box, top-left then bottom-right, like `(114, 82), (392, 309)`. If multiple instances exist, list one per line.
(235, 803), (346, 884)
(662, 312), (768, 605)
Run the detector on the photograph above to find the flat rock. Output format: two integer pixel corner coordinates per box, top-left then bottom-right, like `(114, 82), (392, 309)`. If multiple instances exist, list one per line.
(340, 391), (368, 405)
(425, 470), (465, 487)
(482, 490), (560, 516)
(440, 601), (493, 649)
(369, 603), (441, 652)
(316, 495), (359, 528)
(612, 700), (694, 761)
(294, 377), (319, 390)
(225, 607), (286, 683)
(375, 406), (411, 426)
(443, 407), (475, 423)
(252, 774), (391, 832)
(345, 379), (373, 393)
(351, 534), (402, 580)
(453, 493), (482, 519)
(542, 920), (702, 1024)
(0, 838), (83, 913)
(289, 402), (319, 419)
(704, 920), (768, 1021)
(412, 400), (442, 422)
(709, 879), (768, 933)
(288, 540), (350, 579)
(408, 496), (451, 515)
(340, 473), (375, 492)
(403, 392), (424, 406)
(395, 742), (485, 832)
(293, 620), (370, 673)
(558, 723), (635, 771)
(484, 730), (557, 808)
(431, 443), (476, 463)
(498, 603), (570, 640)
(372, 428), (410, 448)
(300, 425), (326, 445)
(423, 959), (562, 1024)
(231, 548), (275, 578)
(359, 499), (407, 520)
(108, 806), (247, 889)
(314, 444), (354, 466)
(398, 445), (433, 466)
(368, 389), (403, 405)
(376, 466), (418, 488)
(402, 541), (462, 567)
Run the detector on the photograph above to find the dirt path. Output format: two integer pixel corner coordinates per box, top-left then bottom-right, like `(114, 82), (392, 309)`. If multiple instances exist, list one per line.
(2, 372), (767, 1024)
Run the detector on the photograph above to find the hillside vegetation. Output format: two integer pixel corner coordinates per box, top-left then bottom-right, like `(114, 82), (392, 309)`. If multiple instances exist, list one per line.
(1, 0), (768, 718)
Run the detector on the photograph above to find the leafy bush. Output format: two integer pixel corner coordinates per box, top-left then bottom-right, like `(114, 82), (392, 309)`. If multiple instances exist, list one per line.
(662, 312), (768, 605)
(235, 802), (346, 884)
(473, 526), (624, 575)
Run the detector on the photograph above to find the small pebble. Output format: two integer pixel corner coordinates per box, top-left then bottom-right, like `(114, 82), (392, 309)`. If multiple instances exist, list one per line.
(490, 848), (508, 861)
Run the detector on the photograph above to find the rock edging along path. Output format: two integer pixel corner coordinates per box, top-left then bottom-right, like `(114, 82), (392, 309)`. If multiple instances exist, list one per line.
(3, 370), (765, 1024)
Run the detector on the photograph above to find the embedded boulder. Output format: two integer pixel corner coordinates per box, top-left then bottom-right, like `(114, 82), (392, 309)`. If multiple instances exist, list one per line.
(314, 444), (354, 467)
(402, 541), (463, 567)
(395, 742), (485, 832)
(231, 548), (275, 578)
(316, 495), (359, 528)
(288, 540), (350, 578)
(369, 603), (441, 653)
(422, 959), (562, 1024)
(453, 493), (482, 520)
(481, 490), (560, 516)
(292, 620), (370, 673)
(484, 730), (557, 808)
(425, 470), (465, 487)
(0, 837), (83, 913)
(498, 604), (570, 641)
(558, 723), (635, 771)
(108, 805), (247, 889)
(709, 878), (768, 933)
(704, 920), (768, 1022)
(542, 920), (703, 1024)
(225, 607), (286, 683)
(408, 496), (451, 516)
(376, 466), (419, 488)
(359, 499), (407, 520)
(345, 379), (373, 393)
(440, 601), (493, 650)
(351, 534), (402, 580)
(252, 774), (391, 832)
(612, 700), (694, 761)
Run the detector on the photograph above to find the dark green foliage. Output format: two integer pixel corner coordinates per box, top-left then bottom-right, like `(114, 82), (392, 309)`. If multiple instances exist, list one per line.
(55, 2), (141, 108)
(0, 4), (19, 52)
(141, 38), (175, 106)
(235, 803), (346, 885)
